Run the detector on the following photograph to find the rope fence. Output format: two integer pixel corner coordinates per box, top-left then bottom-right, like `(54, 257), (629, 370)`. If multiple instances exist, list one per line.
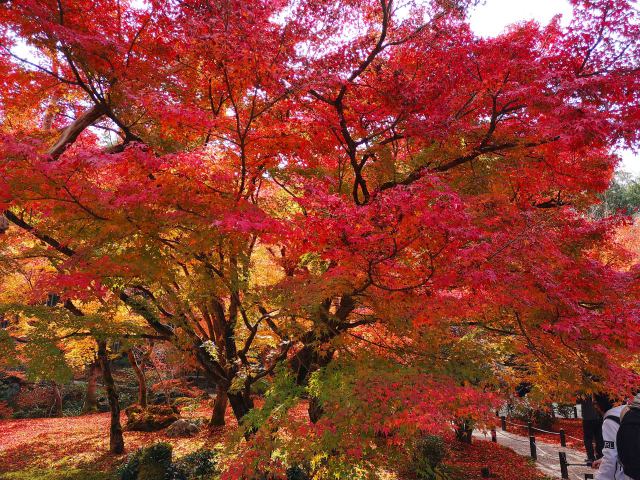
(501, 416), (570, 447)
(492, 415), (595, 480)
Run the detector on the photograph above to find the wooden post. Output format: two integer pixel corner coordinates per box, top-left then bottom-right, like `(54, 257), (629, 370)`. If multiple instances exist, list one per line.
(527, 421), (534, 437)
(559, 452), (569, 479)
(574, 406), (579, 418)
(560, 429), (566, 447)
(529, 435), (537, 461)
(491, 427), (497, 442)
(501, 416), (507, 431)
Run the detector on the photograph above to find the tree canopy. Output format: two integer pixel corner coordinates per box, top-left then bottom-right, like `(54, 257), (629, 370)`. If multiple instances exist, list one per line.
(0, 0), (639, 477)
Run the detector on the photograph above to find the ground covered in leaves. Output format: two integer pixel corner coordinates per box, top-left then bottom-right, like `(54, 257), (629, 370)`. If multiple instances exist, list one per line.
(0, 400), (225, 478)
(446, 439), (548, 480)
(0, 405), (552, 480)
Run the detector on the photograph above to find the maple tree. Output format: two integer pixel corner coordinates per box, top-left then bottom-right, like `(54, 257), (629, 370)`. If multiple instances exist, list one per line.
(0, 0), (639, 476)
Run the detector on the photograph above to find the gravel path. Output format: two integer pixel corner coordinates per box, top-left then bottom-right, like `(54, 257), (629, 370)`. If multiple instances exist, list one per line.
(474, 429), (596, 480)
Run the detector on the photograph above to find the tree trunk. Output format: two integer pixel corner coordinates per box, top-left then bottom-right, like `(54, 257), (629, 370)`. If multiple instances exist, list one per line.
(290, 344), (335, 423)
(308, 396), (324, 424)
(210, 384), (228, 427)
(51, 382), (63, 417)
(127, 350), (147, 408)
(227, 391), (255, 439)
(82, 361), (100, 413)
(227, 391), (254, 423)
(98, 340), (125, 454)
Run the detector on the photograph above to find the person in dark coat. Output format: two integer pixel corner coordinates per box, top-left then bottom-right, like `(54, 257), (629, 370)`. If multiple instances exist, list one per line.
(580, 394), (605, 463)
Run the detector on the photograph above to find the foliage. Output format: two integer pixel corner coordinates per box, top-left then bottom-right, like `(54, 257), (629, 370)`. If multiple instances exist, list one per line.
(511, 405), (555, 431)
(592, 172), (640, 218)
(118, 442), (173, 480)
(413, 435), (448, 480)
(555, 404), (577, 419)
(172, 449), (220, 480)
(0, 0), (639, 474)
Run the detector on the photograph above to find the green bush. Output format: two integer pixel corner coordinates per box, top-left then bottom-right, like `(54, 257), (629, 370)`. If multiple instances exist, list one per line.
(138, 443), (173, 480)
(118, 442), (173, 480)
(11, 406), (48, 419)
(413, 435), (447, 480)
(118, 450), (141, 480)
(172, 448), (219, 479)
(512, 405), (555, 430)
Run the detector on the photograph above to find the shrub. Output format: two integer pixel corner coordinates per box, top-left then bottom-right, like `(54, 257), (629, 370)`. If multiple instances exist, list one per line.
(512, 405), (555, 430)
(138, 442), (173, 480)
(172, 448), (219, 479)
(12, 406), (48, 419)
(555, 403), (576, 419)
(118, 451), (141, 480)
(413, 435), (447, 480)
(118, 442), (173, 480)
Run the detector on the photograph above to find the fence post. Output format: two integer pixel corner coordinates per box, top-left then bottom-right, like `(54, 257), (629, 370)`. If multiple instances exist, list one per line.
(560, 429), (566, 447)
(559, 452), (569, 479)
(574, 406), (579, 418)
(529, 435), (537, 461)
(491, 427), (497, 443)
(501, 416), (507, 431)
(527, 421), (534, 437)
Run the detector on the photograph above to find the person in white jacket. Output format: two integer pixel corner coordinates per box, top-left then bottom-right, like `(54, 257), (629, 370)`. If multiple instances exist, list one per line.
(593, 395), (631, 480)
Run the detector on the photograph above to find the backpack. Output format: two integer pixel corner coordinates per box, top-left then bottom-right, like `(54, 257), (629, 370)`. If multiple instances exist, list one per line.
(617, 407), (640, 480)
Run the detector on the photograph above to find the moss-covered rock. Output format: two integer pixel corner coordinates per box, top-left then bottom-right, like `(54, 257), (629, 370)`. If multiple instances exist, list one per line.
(124, 404), (180, 432)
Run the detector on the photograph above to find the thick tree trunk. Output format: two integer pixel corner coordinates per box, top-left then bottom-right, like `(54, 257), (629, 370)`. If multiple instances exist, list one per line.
(97, 340), (125, 454)
(210, 384), (228, 427)
(227, 391), (255, 438)
(83, 361), (100, 413)
(290, 344), (335, 423)
(127, 350), (147, 408)
(227, 391), (254, 422)
(308, 396), (324, 424)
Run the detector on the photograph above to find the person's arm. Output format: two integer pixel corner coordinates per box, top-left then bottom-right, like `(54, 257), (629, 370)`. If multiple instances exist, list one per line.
(595, 417), (619, 480)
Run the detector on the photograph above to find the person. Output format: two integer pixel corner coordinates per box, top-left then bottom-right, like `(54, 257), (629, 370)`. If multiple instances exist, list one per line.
(580, 394), (604, 463)
(617, 393), (640, 480)
(592, 394), (631, 480)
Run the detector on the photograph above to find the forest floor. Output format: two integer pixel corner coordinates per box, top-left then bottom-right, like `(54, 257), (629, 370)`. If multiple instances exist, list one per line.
(0, 399), (226, 479)
(0, 401), (567, 480)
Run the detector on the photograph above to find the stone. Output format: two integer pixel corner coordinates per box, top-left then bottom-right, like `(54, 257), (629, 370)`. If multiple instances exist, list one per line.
(125, 404), (180, 432)
(165, 419), (201, 437)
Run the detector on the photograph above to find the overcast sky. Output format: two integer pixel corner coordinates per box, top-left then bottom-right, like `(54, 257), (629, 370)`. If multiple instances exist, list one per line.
(468, 0), (640, 176)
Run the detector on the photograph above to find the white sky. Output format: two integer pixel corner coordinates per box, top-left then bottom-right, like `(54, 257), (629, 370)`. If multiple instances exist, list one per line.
(468, 0), (640, 177)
